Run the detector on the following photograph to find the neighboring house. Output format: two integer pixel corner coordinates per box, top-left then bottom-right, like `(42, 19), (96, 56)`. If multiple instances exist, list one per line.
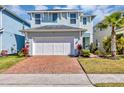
(21, 9), (95, 56)
(93, 26), (111, 51)
(0, 6), (30, 54)
(93, 19), (124, 51)
(116, 27), (124, 35)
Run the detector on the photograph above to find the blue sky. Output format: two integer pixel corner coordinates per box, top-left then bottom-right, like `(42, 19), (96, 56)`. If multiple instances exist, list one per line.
(5, 5), (124, 25)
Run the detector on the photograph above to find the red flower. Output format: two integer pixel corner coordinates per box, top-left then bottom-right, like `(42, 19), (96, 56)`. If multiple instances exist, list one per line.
(77, 44), (82, 51)
(1, 50), (8, 56)
(22, 47), (29, 55)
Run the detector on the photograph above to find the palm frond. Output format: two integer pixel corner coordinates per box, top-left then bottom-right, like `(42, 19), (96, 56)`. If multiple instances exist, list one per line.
(96, 22), (108, 29)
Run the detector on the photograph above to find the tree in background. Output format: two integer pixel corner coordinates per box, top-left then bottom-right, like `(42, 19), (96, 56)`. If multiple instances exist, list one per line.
(117, 37), (124, 54)
(103, 35), (124, 55)
(97, 12), (124, 57)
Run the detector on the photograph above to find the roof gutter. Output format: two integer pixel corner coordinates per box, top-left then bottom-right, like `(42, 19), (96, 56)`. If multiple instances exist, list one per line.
(20, 28), (87, 33)
(27, 10), (82, 14)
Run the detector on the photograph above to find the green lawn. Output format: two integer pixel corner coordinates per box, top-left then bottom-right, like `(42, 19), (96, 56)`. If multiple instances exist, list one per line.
(0, 55), (25, 73)
(96, 83), (124, 87)
(78, 55), (124, 74)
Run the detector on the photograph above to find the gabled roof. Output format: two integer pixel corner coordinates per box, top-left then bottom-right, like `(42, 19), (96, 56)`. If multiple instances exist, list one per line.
(21, 25), (86, 32)
(0, 6), (30, 27)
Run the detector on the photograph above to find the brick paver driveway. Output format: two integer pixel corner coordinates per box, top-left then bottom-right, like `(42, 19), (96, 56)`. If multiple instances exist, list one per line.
(4, 56), (83, 74)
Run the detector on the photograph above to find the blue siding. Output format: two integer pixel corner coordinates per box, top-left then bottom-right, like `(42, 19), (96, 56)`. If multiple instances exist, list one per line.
(1, 10), (30, 54)
(15, 34), (25, 52)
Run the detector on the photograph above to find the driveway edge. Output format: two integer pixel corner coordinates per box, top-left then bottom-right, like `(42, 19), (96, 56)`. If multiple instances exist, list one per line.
(77, 58), (96, 87)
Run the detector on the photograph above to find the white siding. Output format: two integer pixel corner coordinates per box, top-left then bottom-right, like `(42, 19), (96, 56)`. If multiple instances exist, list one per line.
(30, 12), (81, 28)
(93, 26), (111, 51)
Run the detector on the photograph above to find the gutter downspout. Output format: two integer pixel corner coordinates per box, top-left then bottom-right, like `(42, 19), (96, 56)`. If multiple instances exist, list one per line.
(0, 7), (5, 51)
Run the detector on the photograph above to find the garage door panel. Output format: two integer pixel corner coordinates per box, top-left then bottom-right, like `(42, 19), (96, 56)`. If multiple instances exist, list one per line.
(54, 43), (64, 55)
(33, 37), (74, 55)
(43, 43), (53, 55)
(34, 43), (43, 55)
(64, 43), (71, 55)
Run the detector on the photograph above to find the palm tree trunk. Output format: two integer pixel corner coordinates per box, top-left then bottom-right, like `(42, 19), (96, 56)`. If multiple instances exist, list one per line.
(111, 26), (116, 57)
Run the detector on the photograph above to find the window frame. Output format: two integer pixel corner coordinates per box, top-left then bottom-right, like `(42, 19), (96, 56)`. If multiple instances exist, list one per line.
(83, 17), (87, 25)
(70, 13), (76, 24)
(41, 13), (58, 23)
(35, 14), (41, 24)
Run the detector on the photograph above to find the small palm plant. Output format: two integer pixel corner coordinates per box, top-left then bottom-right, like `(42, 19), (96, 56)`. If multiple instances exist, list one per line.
(117, 37), (124, 54)
(97, 12), (124, 57)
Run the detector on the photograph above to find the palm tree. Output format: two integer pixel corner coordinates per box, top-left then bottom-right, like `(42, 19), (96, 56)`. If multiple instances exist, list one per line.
(97, 12), (124, 57)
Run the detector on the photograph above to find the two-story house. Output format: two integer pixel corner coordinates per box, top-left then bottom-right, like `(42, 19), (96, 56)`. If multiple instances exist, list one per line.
(0, 6), (30, 54)
(21, 9), (95, 56)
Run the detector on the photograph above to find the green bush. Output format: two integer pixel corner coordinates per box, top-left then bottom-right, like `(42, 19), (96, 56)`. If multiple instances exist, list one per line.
(17, 51), (24, 57)
(94, 50), (106, 57)
(94, 50), (100, 55)
(117, 37), (124, 54)
(103, 37), (111, 54)
(103, 35), (124, 54)
(81, 49), (90, 57)
(90, 43), (97, 53)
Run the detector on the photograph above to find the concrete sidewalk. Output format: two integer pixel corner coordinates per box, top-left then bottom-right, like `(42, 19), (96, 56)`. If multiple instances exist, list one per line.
(88, 74), (124, 83)
(0, 74), (93, 87)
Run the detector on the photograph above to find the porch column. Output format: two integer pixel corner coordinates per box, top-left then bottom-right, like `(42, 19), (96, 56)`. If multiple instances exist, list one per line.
(79, 31), (83, 46)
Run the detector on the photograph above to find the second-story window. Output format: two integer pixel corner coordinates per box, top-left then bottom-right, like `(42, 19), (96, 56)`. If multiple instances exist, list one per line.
(42, 13), (58, 22)
(70, 13), (76, 24)
(83, 17), (87, 25)
(52, 13), (58, 22)
(62, 13), (67, 19)
(35, 14), (41, 24)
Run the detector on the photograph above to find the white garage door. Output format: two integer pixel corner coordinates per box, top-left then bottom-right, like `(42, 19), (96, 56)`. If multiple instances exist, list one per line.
(33, 37), (74, 55)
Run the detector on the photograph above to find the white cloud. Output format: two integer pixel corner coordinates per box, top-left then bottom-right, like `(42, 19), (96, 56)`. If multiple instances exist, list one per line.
(34, 5), (48, 10)
(53, 5), (79, 10)
(92, 9), (106, 25)
(92, 6), (116, 25)
(80, 5), (97, 12)
(97, 5), (110, 10)
(66, 5), (79, 9)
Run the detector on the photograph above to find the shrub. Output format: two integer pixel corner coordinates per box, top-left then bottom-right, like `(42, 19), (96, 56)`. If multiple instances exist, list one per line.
(117, 37), (124, 54)
(18, 46), (29, 57)
(103, 35), (124, 55)
(103, 37), (111, 54)
(17, 50), (24, 57)
(90, 43), (97, 53)
(81, 49), (90, 57)
(94, 50), (106, 57)
(1, 50), (8, 56)
(94, 50), (101, 55)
